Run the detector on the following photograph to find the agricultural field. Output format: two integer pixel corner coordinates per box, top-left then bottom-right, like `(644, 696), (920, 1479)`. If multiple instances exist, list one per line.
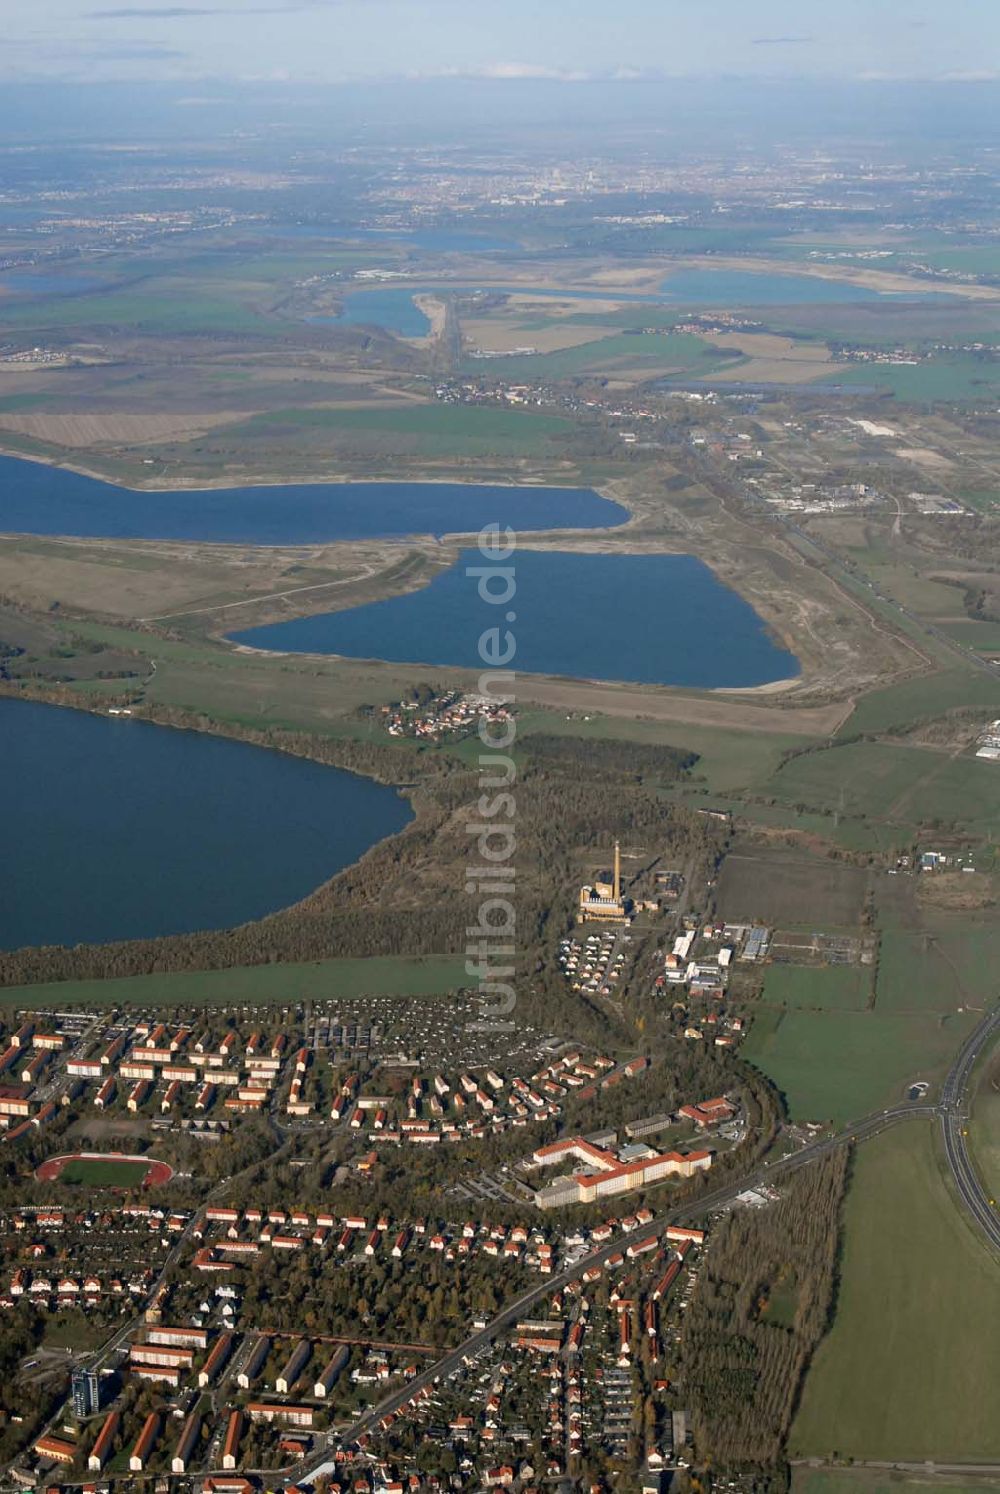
(790, 1122), (1000, 1461)
(842, 666), (1000, 737)
(834, 355), (1000, 403)
(766, 739), (1000, 834)
(0, 954), (468, 1010)
(876, 927), (1000, 1014)
(760, 965), (872, 1013)
(514, 708), (808, 793)
(793, 1471), (1000, 1494)
(459, 329), (735, 382)
(742, 1006), (975, 1125)
(714, 845), (869, 928)
(223, 403), (575, 459)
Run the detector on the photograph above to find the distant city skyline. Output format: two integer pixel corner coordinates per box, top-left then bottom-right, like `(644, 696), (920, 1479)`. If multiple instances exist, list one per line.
(2, 0), (998, 85)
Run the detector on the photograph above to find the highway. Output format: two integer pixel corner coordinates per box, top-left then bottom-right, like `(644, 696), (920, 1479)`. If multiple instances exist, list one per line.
(940, 1006), (1000, 1253)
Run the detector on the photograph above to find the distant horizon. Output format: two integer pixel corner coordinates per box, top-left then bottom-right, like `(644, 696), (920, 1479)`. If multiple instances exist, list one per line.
(3, 0), (998, 87)
(0, 73), (998, 147)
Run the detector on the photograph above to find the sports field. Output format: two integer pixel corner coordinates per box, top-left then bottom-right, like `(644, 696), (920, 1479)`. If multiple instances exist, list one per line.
(790, 1122), (1000, 1461)
(35, 1152), (172, 1187)
(4, 954), (468, 1009)
(59, 1158), (149, 1186)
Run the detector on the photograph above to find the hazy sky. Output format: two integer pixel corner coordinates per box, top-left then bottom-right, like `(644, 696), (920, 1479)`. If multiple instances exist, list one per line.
(3, 0), (999, 85)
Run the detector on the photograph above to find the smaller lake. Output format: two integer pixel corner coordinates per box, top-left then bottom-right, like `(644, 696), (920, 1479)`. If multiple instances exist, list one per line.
(310, 287), (432, 338)
(231, 550), (799, 689)
(0, 698), (413, 951)
(0, 456), (627, 544)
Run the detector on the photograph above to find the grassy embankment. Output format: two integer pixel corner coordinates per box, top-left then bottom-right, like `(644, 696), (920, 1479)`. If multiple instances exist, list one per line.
(1, 955), (468, 1010)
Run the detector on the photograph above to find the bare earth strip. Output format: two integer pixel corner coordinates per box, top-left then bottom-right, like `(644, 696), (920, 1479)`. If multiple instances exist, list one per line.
(0, 410), (254, 447)
(515, 674), (851, 736)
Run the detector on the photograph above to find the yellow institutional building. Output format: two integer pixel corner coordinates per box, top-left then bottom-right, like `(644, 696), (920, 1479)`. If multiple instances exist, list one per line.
(578, 840), (628, 923)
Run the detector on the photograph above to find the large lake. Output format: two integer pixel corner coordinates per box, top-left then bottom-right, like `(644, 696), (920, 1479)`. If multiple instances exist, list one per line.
(0, 456), (627, 544)
(0, 699), (412, 951)
(231, 550), (799, 689)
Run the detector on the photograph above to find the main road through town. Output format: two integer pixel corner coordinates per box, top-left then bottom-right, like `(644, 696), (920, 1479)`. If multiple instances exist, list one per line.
(297, 1004), (1000, 1474)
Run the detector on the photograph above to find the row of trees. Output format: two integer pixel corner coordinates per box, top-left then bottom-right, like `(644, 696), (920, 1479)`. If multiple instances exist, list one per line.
(680, 1147), (848, 1473)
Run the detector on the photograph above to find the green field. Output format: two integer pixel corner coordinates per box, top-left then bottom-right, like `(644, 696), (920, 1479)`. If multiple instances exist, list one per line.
(833, 356), (1000, 403)
(57, 1158), (149, 1186)
(2, 954), (468, 1010)
(227, 403), (574, 458)
(0, 277), (283, 336)
(460, 329), (735, 381)
(767, 740), (1000, 833)
(876, 929), (1000, 1014)
(793, 1470), (1000, 1494)
(513, 709), (808, 793)
(760, 965), (872, 1012)
(840, 668), (1000, 737)
(935, 620), (1000, 652)
(743, 1006), (974, 1125)
(790, 1122), (1000, 1460)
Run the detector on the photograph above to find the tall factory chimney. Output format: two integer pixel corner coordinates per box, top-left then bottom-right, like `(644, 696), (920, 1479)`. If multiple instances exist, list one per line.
(613, 840), (621, 902)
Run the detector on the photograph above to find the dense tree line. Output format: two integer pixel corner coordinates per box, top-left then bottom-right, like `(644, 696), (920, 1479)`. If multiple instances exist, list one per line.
(680, 1148), (848, 1474)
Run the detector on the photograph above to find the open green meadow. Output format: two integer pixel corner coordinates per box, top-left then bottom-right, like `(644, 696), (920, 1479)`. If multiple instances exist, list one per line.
(840, 668), (1000, 737)
(835, 356), (1000, 403)
(513, 708), (807, 793)
(793, 1471), (1000, 1494)
(876, 929), (1000, 1014)
(0, 277), (285, 337)
(760, 965), (872, 1012)
(2, 954), (467, 1010)
(460, 329), (735, 381)
(226, 403), (574, 458)
(767, 740), (1000, 833)
(742, 1006), (975, 1125)
(790, 1122), (1000, 1461)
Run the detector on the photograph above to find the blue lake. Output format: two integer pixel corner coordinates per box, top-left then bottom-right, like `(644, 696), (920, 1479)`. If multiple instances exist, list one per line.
(0, 697), (412, 951)
(311, 287), (432, 338)
(0, 456), (627, 544)
(231, 549), (799, 689)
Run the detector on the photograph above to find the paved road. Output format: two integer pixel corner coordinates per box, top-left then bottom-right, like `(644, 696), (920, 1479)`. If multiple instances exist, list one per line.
(939, 1006), (1000, 1254)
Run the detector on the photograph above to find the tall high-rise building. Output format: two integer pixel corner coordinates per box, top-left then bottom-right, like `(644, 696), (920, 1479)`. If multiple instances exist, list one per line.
(72, 1367), (100, 1419)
